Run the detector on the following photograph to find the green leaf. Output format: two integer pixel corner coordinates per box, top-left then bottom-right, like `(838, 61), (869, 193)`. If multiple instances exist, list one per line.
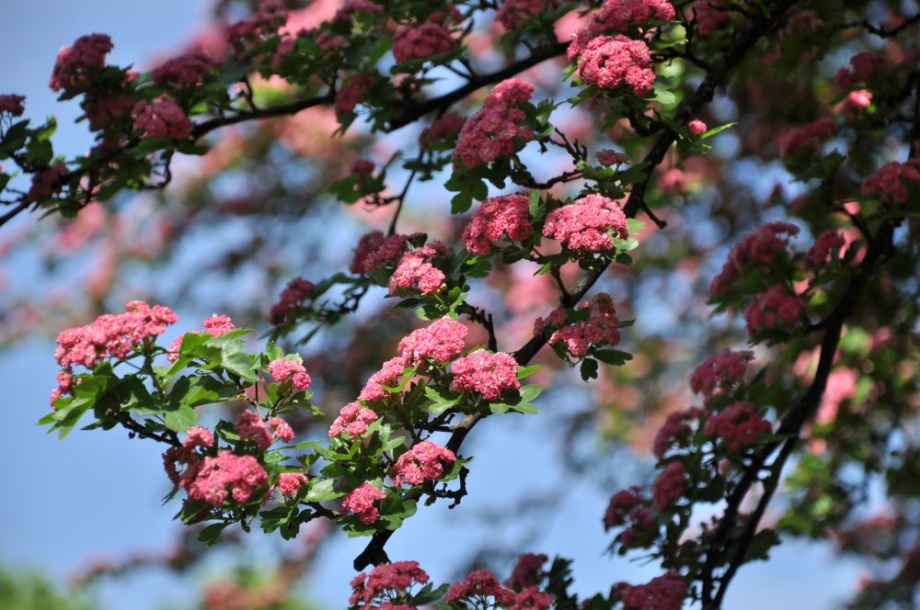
(197, 522), (229, 546)
(517, 364), (540, 379)
(164, 406), (198, 432)
(580, 358), (599, 381)
(593, 349), (633, 366)
(306, 478), (342, 502)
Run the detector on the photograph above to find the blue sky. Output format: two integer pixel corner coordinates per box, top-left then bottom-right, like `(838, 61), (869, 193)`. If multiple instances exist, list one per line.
(0, 2), (867, 609)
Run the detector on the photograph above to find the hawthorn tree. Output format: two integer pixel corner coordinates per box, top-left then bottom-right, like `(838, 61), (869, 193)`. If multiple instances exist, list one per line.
(2, 0), (919, 608)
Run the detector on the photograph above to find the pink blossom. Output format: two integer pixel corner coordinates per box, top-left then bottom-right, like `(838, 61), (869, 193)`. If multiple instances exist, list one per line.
(0, 94), (26, 116)
(329, 401), (379, 436)
(447, 569), (515, 605)
(388, 242), (449, 295)
(419, 111), (466, 149)
(603, 486), (645, 530)
(576, 35), (655, 97)
(49, 33), (114, 91)
(397, 317), (468, 365)
(689, 349), (754, 400)
(597, 149), (629, 166)
(510, 588), (555, 610)
(202, 314), (236, 336)
(133, 96), (194, 140)
(268, 277), (315, 325)
(53, 300), (177, 371)
(689, 119), (707, 135)
(653, 408), (701, 458)
(496, 0), (564, 31)
(861, 160), (920, 204)
(349, 561), (430, 608)
(336, 73), (374, 115)
(776, 118), (836, 157)
(542, 193), (628, 255)
(541, 293), (621, 358)
(390, 440), (456, 487)
(236, 411), (273, 450)
(709, 222), (799, 297)
(816, 368), (857, 425)
(507, 553), (548, 591)
(350, 231), (413, 275)
(451, 349), (521, 400)
(652, 461), (686, 508)
(703, 401), (772, 452)
(845, 89), (873, 111)
(743, 284), (805, 336)
(803, 229), (845, 269)
(84, 92), (135, 130)
(333, 0), (384, 23)
(27, 164), (69, 203)
(689, 0), (732, 37)
(227, 0), (287, 58)
(278, 472), (308, 496)
(351, 158), (374, 177)
(152, 52), (220, 88)
(342, 482), (387, 524)
(270, 417), (295, 442)
(619, 572), (687, 610)
(463, 194), (533, 255)
(186, 450), (268, 506)
(268, 358), (312, 391)
(570, 0), (675, 57)
(359, 356), (409, 402)
(393, 23), (455, 64)
(834, 51), (884, 90)
(453, 77), (535, 168)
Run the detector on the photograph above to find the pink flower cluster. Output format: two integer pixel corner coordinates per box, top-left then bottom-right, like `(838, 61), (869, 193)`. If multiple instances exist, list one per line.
(342, 482), (387, 524)
(84, 91), (134, 131)
(336, 73), (374, 115)
(187, 450), (268, 506)
(350, 231), (414, 275)
(617, 572), (687, 610)
(419, 111), (466, 149)
(49, 33), (114, 91)
(54, 300), (177, 371)
(152, 52), (220, 88)
(743, 284), (805, 336)
(349, 561), (430, 610)
(447, 569), (515, 606)
(388, 242), (449, 295)
(133, 96), (194, 140)
(506, 553), (548, 590)
(652, 461), (686, 509)
(390, 440), (456, 487)
(703, 401), (771, 452)
(359, 356), (408, 402)
(268, 277), (315, 325)
(689, 349), (753, 400)
(393, 22), (455, 64)
(453, 77), (535, 169)
(329, 402), (379, 437)
(334, 0), (384, 24)
(653, 408), (701, 458)
(163, 426), (215, 489)
(570, 0), (675, 56)
(689, 0), (732, 37)
(602, 486), (658, 551)
(776, 118), (836, 157)
(278, 472), (308, 497)
(451, 349), (520, 400)
(27, 163), (69, 203)
(463, 194), (533, 255)
(861, 159), (920, 204)
(0, 94), (25, 116)
(268, 358), (312, 391)
(537, 293), (621, 359)
(236, 411), (295, 449)
(709, 221), (799, 297)
(803, 229), (845, 269)
(542, 193), (628, 254)
(575, 35), (655, 97)
(495, 0), (561, 31)
(227, 0), (287, 58)
(597, 149), (629, 166)
(834, 51), (885, 90)
(397, 317), (468, 365)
